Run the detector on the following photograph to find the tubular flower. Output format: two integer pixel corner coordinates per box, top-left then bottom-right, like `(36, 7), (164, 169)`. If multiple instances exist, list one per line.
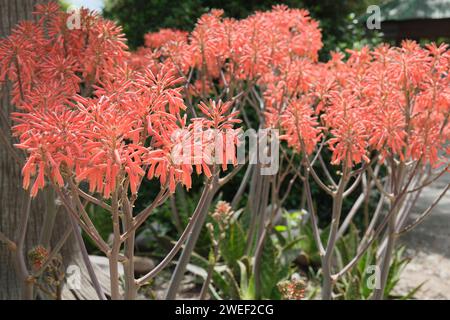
(323, 93), (370, 168)
(191, 100), (242, 172)
(12, 108), (87, 196)
(189, 10), (228, 79)
(144, 29), (188, 49)
(280, 98), (321, 155)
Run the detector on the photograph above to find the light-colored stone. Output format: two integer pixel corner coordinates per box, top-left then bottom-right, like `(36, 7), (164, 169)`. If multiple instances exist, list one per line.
(134, 256), (155, 275)
(394, 173), (450, 299)
(90, 255), (124, 276)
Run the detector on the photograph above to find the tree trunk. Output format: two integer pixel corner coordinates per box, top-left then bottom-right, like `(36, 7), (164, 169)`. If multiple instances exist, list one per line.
(0, 0), (103, 300)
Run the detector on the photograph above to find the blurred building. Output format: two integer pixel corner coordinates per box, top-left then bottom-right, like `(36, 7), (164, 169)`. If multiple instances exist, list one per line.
(367, 0), (450, 43)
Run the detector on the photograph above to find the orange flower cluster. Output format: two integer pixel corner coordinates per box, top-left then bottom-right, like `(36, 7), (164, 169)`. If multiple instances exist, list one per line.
(140, 5), (322, 87)
(140, 5), (449, 169)
(320, 42), (450, 167)
(1, 3), (241, 198)
(2, 3), (449, 199)
(144, 28), (188, 49)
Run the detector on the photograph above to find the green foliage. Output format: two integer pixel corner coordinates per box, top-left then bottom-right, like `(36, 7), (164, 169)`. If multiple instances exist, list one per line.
(189, 252), (236, 299)
(333, 225), (421, 300)
(275, 210), (325, 267)
(260, 237), (290, 299)
(219, 221), (246, 266)
(186, 212), (291, 300)
(237, 259), (255, 300)
(273, 213), (422, 300)
(58, 0), (70, 11)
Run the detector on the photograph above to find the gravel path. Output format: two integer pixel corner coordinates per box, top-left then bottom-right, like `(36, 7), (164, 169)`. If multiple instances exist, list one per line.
(394, 173), (450, 299)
